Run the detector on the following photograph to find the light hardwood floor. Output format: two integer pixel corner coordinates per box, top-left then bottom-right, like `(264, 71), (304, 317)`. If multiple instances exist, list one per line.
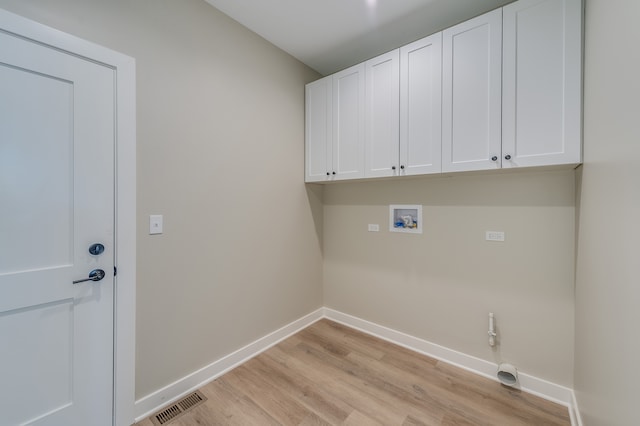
(136, 319), (570, 425)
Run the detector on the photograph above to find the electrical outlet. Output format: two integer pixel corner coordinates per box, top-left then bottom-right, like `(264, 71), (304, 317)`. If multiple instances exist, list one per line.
(485, 231), (505, 242)
(368, 224), (380, 232)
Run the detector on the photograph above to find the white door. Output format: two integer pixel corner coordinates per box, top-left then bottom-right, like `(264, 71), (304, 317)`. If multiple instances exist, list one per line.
(332, 63), (365, 180)
(400, 32), (443, 176)
(365, 49), (399, 178)
(502, 0), (582, 168)
(442, 9), (502, 172)
(0, 24), (115, 426)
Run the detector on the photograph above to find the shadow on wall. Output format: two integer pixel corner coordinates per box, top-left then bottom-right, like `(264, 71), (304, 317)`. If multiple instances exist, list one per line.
(305, 183), (325, 250)
(573, 165), (583, 288)
(321, 169), (577, 209)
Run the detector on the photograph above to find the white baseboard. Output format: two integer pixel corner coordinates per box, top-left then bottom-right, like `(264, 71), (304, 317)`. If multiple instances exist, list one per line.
(133, 308), (324, 422)
(570, 391), (584, 426)
(323, 308), (581, 426)
(135, 306), (582, 426)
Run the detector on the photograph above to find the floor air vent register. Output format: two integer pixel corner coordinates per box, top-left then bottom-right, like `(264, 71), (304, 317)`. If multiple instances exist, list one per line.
(150, 390), (207, 425)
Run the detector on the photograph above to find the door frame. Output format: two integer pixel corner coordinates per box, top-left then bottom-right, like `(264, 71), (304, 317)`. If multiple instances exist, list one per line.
(0, 8), (137, 426)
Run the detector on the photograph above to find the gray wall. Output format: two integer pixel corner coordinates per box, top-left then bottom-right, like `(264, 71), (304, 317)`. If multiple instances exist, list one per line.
(0, 0), (323, 399)
(574, 0), (640, 424)
(323, 170), (576, 386)
(5, 0), (640, 422)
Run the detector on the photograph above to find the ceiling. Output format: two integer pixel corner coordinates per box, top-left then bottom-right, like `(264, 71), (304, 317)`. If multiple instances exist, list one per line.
(204, 0), (514, 76)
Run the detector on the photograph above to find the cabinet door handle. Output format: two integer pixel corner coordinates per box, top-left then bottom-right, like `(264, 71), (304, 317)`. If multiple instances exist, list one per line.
(491, 156), (498, 161)
(400, 165), (405, 170)
(326, 172), (330, 176)
(332, 171), (336, 175)
(392, 166), (396, 170)
(504, 154), (512, 160)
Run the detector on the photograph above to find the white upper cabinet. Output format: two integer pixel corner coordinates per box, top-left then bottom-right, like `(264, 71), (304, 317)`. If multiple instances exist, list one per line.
(502, 0), (582, 167)
(400, 32), (443, 176)
(305, 76), (332, 182)
(305, 64), (365, 182)
(442, 9), (503, 173)
(332, 63), (365, 180)
(304, 0), (583, 182)
(365, 50), (400, 178)
(365, 37), (443, 179)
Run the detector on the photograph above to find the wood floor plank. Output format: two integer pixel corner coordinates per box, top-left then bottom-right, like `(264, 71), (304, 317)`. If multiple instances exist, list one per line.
(189, 376), (281, 425)
(342, 410), (385, 426)
(273, 342), (410, 425)
(136, 319), (570, 426)
(254, 353), (354, 424)
(322, 321), (437, 367)
(277, 339), (444, 425)
(222, 364), (312, 425)
(304, 320), (387, 361)
(298, 411), (334, 426)
(403, 415), (430, 426)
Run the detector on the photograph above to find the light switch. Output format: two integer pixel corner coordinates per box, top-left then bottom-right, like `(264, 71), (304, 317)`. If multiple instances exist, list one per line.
(149, 215), (163, 235)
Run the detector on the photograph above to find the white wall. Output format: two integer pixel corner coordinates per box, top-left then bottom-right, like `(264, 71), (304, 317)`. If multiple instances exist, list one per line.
(574, 1), (640, 424)
(0, 0), (323, 399)
(323, 170), (576, 386)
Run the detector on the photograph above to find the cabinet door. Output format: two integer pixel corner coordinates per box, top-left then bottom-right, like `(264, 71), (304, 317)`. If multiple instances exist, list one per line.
(502, 0), (582, 168)
(365, 50), (400, 178)
(442, 9), (502, 172)
(305, 76), (332, 182)
(400, 32), (442, 176)
(333, 63), (365, 180)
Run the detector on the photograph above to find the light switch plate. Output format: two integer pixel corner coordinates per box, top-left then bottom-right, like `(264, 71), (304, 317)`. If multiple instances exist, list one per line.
(149, 215), (163, 235)
(486, 231), (505, 242)
(368, 224), (380, 232)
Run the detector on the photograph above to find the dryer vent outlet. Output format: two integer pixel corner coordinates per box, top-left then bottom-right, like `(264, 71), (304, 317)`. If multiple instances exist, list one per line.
(497, 363), (518, 387)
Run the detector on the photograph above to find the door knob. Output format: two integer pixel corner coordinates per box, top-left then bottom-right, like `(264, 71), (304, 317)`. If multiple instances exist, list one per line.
(73, 269), (106, 284)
